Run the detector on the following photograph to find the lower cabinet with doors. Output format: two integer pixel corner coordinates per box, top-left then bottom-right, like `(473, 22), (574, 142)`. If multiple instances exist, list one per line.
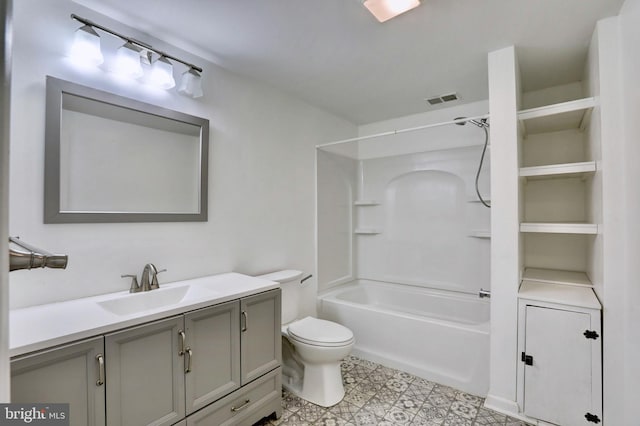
(517, 280), (602, 426)
(11, 288), (282, 426)
(11, 336), (106, 426)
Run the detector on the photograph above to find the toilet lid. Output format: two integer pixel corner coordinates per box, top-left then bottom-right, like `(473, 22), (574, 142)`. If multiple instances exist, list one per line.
(287, 317), (354, 346)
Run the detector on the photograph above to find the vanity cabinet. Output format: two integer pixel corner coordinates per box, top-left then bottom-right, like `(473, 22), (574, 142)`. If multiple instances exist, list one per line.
(184, 299), (241, 414)
(105, 316), (185, 426)
(517, 281), (602, 425)
(10, 288), (282, 426)
(186, 289), (282, 425)
(11, 336), (106, 426)
(240, 290), (281, 384)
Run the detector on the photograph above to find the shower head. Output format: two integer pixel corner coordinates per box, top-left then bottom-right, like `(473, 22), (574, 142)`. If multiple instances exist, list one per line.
(454, 117), (489, 128)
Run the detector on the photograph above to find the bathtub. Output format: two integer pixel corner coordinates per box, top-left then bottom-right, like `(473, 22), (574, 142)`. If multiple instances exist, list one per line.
(319, 279), (490, 396)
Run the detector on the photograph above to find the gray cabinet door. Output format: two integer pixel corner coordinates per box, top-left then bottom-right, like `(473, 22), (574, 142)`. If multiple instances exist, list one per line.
(240, 289), (281, 384)
(184, 300), (241, 414)
(11, 336), (105, 426)
(105, 315), (185, 426)
(523, 305), (592, 426)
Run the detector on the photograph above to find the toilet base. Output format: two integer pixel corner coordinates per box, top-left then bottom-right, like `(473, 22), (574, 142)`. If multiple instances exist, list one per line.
(282, 361), (345, 407)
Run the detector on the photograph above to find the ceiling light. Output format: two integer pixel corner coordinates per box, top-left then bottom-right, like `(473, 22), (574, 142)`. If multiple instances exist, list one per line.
(113, 41), (143, 79)
(363, 0), (421, 23)
(69, 24), (103, 66)
(177, 68), (204, 98)
(150, 56), (175, 89)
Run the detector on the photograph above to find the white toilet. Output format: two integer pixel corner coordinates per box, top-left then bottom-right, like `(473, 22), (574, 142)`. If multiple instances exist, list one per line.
(257, 270), (354, 407)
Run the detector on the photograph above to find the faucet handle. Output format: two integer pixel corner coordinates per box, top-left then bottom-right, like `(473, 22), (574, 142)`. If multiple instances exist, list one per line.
(150, 268), (166, 290)
(121, 274), (140, 293)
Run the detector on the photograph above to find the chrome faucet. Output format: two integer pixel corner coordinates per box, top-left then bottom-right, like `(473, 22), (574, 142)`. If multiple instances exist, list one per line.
(141, 263), (159, 292)
(122, 264), (166, 293)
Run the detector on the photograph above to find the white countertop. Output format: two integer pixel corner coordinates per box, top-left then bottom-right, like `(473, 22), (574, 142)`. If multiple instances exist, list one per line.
(10, 272), (278, 358)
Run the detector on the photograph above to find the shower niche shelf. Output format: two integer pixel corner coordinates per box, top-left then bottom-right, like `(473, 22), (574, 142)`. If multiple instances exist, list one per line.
(468, 230), (491, 239)
(467, 197), (491, 203)
(519, 161), (596, 181)
(522, 267), (592, 287)
(518, 97), (596, 136)
(354, 228), (381, 235)
(354, 200), (380, 206)
(520, 222), (598, 234)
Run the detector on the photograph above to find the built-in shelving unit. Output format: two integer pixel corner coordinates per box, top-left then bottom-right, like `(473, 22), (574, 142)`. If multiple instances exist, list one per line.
(522, 267), (592, 287)
(518, 97), (596, 136)
(519, 161), (596, 180)
(468, 230), (491, 239)
(520, 222), (598, 234)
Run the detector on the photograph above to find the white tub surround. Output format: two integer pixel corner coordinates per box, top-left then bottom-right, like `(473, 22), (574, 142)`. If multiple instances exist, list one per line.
(319, 280), (490, 396)
(10, 272), (278, 357)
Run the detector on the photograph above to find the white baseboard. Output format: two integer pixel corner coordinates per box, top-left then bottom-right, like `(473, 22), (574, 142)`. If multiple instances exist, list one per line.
(483, 394), (519, 416)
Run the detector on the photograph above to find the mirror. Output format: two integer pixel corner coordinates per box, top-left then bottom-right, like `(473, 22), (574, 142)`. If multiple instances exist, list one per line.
(44, 76), (209, 223)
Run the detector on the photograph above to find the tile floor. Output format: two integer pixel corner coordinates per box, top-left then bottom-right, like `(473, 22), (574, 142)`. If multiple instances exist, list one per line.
(255, 355), (532, 426)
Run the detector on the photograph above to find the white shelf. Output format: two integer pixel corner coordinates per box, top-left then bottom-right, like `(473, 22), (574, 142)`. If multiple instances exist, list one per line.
(519, 161), (596, 180)
(467, 197), (491, 203)
(354, 200), (380, 206)
(520, 222), (598, 234)
(354, 228), (381, 235)
(518, 97), (596, 136)
(519, 280), (601, 310)
(523, 267), (592, 287)
(468, 230), (491, 239)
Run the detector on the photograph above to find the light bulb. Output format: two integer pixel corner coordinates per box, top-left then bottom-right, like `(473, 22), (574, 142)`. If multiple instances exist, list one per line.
(149, 56), (175, 89)
(69, 25), (103, 66)
(177, 68), (203, 98)
(113, 41), (144, 79)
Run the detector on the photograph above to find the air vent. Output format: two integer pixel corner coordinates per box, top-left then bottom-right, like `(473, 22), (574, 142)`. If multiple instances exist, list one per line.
(426, 93), (459, 106)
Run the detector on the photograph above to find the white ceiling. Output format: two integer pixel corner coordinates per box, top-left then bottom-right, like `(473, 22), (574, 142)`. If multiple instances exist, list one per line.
(73, 0), (625, 124)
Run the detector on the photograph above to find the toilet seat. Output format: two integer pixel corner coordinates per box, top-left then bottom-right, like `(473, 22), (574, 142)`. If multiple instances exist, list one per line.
(286, 317), (354, 347)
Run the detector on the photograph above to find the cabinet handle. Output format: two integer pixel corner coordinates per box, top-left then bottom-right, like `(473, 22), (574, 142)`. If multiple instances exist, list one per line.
(241, 311), (248, 332)
(185, 347), (193, 374)
(178, 330), (186, 356)
(231, 399), (250, 412)
(96, 354), (105, 386)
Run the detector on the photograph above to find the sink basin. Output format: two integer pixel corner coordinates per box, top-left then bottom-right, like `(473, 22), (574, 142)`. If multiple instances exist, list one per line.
(98, 285), (215, 316)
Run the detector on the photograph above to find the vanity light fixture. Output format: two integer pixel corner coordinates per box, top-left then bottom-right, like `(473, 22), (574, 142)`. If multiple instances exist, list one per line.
(69, 24), (103, 66)
(69, 14), (204, 98)
(363, 0), (421, 22)
(177, 68), (203, 98)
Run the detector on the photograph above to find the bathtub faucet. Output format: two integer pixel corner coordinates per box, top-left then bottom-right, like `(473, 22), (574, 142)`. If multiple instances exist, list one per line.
(479, 288), (491, 299)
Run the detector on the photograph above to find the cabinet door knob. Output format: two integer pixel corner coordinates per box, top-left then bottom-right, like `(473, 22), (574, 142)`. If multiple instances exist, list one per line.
(95, 354), (105, 386)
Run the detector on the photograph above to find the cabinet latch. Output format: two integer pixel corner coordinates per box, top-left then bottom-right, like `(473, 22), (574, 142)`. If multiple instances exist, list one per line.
(585, 412), (601, 423)
(584, 330), (599, 340)
(521, 352), (533, 366)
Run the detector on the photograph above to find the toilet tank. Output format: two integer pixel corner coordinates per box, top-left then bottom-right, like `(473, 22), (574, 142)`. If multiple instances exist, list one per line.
(257, 270), (304, 325)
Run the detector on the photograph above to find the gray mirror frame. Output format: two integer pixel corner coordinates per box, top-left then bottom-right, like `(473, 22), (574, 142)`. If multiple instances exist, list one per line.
(44, 76), (209, 223)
